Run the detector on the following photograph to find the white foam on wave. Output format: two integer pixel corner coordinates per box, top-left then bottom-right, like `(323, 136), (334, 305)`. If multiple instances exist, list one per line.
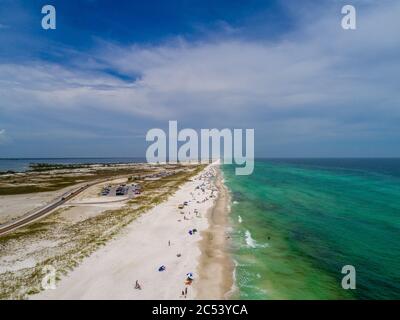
(244, 230), (269, 249)
(238, 215), (242, 224)
(233, 201), (239, 205)
(245, 230), (257, 248)
(224, 259), (239, 299)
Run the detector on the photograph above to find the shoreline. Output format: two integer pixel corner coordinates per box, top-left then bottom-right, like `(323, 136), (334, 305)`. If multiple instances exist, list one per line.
(195, 167), (235, 299)
(30, 163), (232, 300)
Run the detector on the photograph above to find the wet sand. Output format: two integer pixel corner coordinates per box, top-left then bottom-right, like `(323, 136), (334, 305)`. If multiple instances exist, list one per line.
(195, 168), (235, 299)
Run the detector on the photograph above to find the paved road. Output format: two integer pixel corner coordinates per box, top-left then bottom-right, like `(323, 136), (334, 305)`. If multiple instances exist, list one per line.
(0, 181), (100, 237)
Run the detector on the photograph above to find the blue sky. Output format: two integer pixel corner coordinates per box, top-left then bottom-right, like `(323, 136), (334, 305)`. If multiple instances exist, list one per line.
(0, 0), (399, 157)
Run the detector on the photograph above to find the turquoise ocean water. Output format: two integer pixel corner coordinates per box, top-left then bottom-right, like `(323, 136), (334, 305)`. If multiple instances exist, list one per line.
(222, 159), (400, 300)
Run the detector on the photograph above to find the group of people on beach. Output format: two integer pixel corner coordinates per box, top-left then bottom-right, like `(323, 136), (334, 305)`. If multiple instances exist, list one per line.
(133, 166), (217, 299)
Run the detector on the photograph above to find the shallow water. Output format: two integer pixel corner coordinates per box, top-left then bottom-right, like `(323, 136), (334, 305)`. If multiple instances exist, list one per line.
(223, 159), (400, 300)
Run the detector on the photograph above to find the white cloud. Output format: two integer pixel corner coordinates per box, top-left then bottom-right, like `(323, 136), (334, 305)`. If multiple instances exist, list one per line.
(0, 1), (399, 141)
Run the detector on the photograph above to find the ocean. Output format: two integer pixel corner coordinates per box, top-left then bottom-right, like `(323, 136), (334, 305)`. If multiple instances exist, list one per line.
(222, 158), (400, 300)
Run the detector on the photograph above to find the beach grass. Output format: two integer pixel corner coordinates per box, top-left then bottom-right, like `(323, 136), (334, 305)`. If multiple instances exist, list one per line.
(0, 166), (154, 195)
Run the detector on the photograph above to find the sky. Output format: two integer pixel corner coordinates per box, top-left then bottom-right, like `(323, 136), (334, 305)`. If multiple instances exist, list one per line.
(0, 0), (399, 158)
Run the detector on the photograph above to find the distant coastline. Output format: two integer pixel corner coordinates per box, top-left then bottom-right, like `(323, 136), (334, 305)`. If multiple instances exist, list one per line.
(0, 157), (147, 173)
(195, 166), (235, 299)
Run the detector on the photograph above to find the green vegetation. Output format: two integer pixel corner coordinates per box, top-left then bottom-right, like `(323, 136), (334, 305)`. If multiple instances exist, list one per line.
(29, 163), (92, 172)
(0, 171), (16, 175)
(0, 166), (154, 196)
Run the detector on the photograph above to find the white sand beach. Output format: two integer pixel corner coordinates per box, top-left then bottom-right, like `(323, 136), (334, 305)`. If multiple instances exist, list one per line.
(32, 163), (232, 300)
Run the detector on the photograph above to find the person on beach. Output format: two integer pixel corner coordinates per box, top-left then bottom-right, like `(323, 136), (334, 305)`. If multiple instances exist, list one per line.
(158, 265), (166, 272)
(135, 280), (142, 290)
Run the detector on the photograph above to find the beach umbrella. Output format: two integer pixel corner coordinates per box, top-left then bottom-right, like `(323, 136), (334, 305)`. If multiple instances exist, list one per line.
(186, 273), (194, 280)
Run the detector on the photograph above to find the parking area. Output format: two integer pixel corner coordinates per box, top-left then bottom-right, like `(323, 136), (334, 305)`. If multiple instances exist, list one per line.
(101, 183), (141, 198)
